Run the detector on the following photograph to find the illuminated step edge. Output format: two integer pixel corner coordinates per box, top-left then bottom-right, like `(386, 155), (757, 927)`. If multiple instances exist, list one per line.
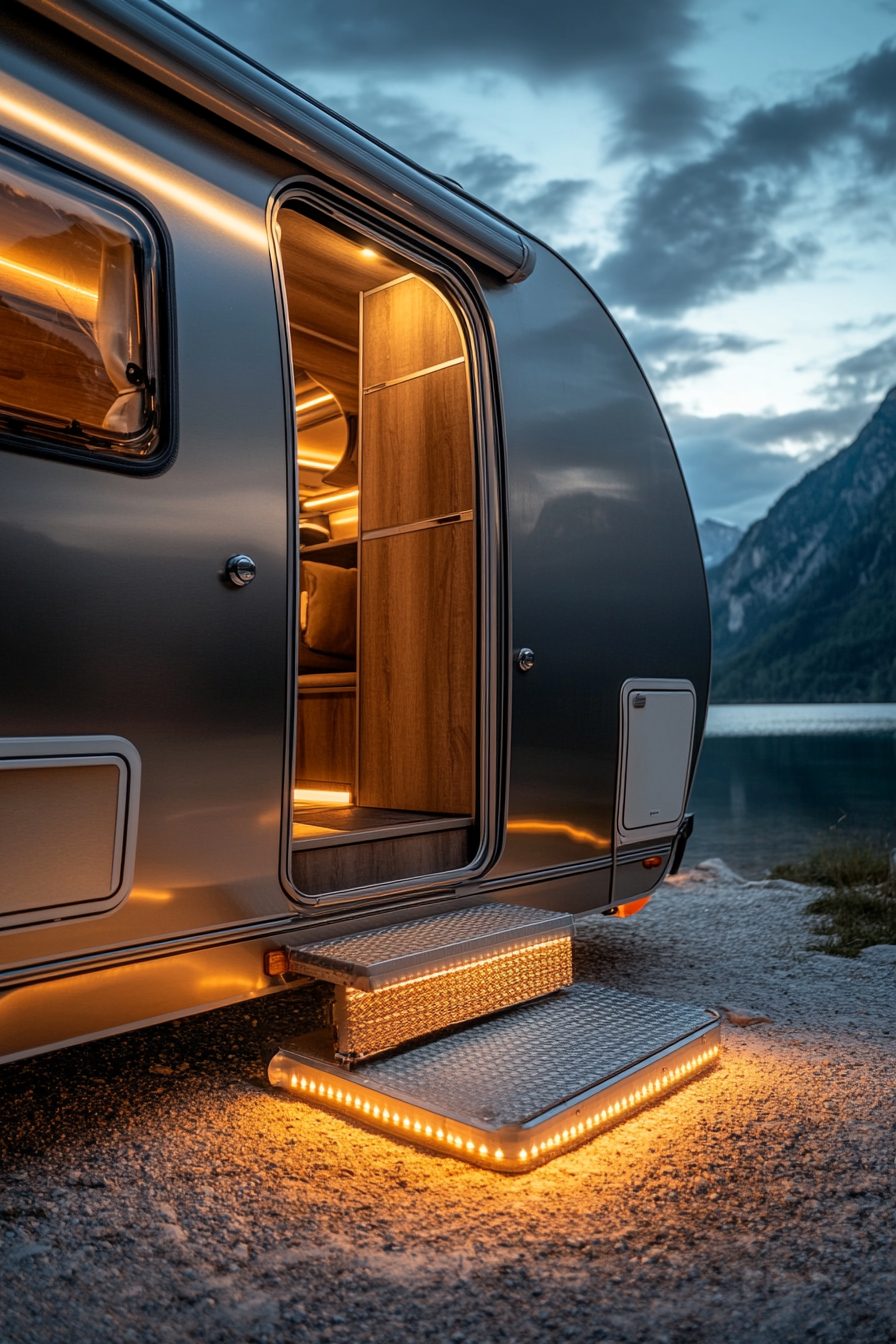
(268, 1020), (722, 1173)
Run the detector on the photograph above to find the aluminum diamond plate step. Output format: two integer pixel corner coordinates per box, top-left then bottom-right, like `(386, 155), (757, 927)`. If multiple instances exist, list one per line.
(268, 983), (721, 1171)
(285, 902), (574, 991)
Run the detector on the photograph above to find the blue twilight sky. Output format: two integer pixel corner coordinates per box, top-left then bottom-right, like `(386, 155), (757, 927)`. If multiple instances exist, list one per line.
(174, 0), (896, 529)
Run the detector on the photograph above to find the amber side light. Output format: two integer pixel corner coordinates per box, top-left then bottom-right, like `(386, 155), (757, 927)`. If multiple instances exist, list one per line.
(609, 896), (652, 919)
(264, 950), (289, 977)
(642, 855), (663, 869)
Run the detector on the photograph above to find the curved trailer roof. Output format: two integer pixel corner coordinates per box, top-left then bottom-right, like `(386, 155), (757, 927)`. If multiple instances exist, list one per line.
(16, 0), (536, 283)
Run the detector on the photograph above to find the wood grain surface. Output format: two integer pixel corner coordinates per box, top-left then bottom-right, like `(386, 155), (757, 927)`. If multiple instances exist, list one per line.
(359, 522), (475, 814)
(279, 211), (405, 417)
(361, 363), (473, 531)
(295, 689), (355, 790)
(292, 825), (472, 894)
(362, 277), (463, 386)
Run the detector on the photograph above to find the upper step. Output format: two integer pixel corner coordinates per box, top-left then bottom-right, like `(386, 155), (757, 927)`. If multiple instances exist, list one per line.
(286, 902), (574, 991)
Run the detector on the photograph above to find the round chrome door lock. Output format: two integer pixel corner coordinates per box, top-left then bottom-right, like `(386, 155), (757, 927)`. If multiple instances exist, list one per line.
(225, 554), (256, 587)
(515, 647), (536, 673)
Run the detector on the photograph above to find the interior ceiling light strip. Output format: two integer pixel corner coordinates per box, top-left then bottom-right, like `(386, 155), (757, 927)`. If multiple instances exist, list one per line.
(297, 458), (340, 472)
(333, 936), (573, 1063)
(268, 1034), (721, 1172)
(295, 392), (336, 413)
(302, 488), (359, 512)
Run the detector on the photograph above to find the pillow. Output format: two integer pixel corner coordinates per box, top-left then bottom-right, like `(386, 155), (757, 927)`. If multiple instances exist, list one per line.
(300, 561), (357, 658)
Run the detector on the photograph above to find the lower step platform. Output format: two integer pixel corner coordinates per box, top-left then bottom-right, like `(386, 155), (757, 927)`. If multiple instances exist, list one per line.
(268, 984), (721, 1172)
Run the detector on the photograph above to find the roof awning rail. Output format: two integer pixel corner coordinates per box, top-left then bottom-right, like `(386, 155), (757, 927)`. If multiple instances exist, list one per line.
(18, 0), (536, 283)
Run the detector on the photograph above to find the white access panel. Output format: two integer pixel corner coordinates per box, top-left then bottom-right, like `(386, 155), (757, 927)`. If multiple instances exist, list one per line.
(0, 736), (141, 931)
(617, 681), (696, 843)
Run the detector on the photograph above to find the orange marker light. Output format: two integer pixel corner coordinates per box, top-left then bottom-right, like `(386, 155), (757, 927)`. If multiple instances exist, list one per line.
(263, 950), (289, 977)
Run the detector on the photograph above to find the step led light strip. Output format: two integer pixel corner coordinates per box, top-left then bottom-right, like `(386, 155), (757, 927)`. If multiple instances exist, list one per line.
(268, 1038), (721, 1172)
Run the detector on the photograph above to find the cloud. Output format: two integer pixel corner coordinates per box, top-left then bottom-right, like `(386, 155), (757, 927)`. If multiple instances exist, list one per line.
(321, 89), (592, 237)
(669, 401), (879, 526)
(176, 0), (712, 152)
(593, 42), (896, 315)
(625, 321), (772, 389)
(823, 333), (896, 405)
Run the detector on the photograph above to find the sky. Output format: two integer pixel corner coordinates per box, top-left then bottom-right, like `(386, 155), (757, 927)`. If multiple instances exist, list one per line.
(173, 0), (896, 529)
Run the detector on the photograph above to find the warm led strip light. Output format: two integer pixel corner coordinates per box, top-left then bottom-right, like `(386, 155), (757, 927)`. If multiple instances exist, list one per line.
(0, 90), (267, 250)
(294, 787), (352, 806)
(268, 1039), (721, 1172)
(0, 255), (98, 301)
(334, 935), (573, 1061)
(301, 488), (359, 512)
(296, 393), (336, 414)
(298, 457), (340, 471)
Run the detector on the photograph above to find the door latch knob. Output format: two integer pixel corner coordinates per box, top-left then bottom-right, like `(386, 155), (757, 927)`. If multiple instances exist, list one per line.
(515, 647), (536, 672)
(225, 554), (256, 587)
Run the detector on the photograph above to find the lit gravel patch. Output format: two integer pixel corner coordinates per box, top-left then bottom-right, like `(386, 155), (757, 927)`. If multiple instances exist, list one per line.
(1, 861), (893, 1344)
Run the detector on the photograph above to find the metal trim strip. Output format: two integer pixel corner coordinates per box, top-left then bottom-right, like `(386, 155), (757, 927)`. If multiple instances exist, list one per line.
(287, 908), (574, 990)
(291, 814), (473, 853)
(362, 356), (465, 394)
(361, 511), (474, 543)
(17, 0), (536, 281)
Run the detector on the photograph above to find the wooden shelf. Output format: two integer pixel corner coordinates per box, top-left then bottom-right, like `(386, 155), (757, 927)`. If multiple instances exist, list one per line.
(300, 537), (358, 557)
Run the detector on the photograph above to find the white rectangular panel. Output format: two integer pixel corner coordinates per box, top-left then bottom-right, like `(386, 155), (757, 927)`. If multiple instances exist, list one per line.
(0, 736), (140, 929)
(618, 683), (696, 839)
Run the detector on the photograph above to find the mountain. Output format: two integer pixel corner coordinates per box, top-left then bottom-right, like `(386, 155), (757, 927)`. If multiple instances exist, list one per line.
(709, 387), (896, 702)
(698, 518), (743, 568)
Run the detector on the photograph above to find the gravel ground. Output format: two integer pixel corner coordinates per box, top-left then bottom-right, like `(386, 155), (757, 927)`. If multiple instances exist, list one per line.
(1, 860), (894, 1344)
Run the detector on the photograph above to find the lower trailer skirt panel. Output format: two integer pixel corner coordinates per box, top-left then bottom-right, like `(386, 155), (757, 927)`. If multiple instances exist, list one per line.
(268, 983), (721, 1171)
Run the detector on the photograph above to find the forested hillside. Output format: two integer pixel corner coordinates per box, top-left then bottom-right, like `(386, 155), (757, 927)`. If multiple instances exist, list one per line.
(709, 387), (896, 702)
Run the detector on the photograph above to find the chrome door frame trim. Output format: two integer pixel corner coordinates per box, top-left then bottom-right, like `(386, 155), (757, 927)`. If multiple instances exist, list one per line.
(267, 177), (510, 911)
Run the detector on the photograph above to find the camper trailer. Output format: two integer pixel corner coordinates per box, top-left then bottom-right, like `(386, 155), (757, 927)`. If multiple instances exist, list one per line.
(0, 0), (717, 1168)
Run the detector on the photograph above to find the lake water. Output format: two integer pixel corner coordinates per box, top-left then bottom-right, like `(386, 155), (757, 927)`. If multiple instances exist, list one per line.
(686, 704), (896, 878)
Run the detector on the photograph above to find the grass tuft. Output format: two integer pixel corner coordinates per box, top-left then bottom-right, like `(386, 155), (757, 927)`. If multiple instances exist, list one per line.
(770, 844), (890, 889)
(770, 844), (896, 958)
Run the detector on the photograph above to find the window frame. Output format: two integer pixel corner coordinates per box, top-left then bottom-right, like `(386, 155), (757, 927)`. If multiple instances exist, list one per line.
(0, 133), (177, 476)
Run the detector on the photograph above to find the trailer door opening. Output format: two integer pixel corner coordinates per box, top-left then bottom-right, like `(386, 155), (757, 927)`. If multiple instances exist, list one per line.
(277, 206), (478, 898)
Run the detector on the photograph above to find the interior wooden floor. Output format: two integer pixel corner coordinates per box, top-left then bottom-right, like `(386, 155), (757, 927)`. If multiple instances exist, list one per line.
(293, 805), (472, 845)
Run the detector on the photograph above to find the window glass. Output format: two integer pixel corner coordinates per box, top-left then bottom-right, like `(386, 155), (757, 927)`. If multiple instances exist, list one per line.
(0, 147), (159, 458)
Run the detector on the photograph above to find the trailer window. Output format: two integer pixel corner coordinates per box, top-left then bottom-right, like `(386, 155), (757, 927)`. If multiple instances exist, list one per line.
(0, 146), (160, 461)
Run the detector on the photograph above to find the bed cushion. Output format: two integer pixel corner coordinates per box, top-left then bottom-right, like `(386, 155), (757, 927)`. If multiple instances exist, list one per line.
(300, 560), (357, 658)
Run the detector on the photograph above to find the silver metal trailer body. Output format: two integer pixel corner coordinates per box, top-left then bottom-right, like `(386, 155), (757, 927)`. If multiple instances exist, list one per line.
(0, 0), (710, 1066)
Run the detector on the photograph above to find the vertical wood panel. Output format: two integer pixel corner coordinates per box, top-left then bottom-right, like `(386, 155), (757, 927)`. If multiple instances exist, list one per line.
(295, 691), (355, 789)
(361, 363), (473, 531)
(359, 523), (474, 814)
(362, 278), (463, 386)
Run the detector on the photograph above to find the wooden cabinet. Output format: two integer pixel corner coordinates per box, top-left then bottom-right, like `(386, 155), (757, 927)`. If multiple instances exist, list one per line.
(358, 276), (476, 817)
(360, 364), (473, 531)
(295, 687), (355, 792)
(359, 523), (474, 813)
